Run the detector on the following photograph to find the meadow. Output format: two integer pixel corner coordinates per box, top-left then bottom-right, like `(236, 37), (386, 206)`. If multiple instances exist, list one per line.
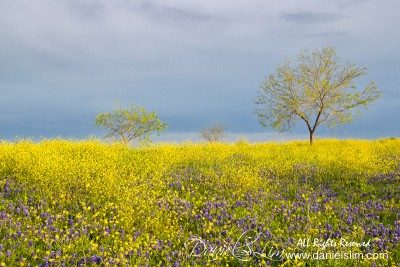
(0, 139), (399, 266)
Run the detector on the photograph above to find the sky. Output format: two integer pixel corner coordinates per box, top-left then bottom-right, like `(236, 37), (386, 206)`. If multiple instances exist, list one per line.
(0, 0), (399, 142)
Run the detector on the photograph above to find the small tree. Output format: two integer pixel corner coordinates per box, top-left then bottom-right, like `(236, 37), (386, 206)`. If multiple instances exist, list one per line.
(95, 101), (167, 145)
(200, 123), (226, 142)
(255, 46), (381, 145)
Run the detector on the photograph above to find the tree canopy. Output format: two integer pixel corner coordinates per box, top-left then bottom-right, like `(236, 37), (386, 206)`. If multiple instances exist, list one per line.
(255, 46), (381, 144)
(96, 101), (167, 145)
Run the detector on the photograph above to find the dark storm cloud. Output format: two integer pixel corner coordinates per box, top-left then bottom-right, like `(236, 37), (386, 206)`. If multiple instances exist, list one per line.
(0, 0), (399, 141)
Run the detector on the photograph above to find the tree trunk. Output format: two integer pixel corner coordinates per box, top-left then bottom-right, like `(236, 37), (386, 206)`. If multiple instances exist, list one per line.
(309, 130), (314, 145)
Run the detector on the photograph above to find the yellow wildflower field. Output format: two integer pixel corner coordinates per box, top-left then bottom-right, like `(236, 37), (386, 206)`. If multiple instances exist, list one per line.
(0, 139), (399, 266)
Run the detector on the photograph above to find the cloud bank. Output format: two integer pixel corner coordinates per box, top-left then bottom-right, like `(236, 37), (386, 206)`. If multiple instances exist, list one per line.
(0, 0), (399, 140)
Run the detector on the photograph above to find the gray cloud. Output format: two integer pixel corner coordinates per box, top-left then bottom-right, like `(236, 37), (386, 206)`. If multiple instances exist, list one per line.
(331, 0), (372, 9)
(139, 2), (216, 23)
(0, 0), (399, 141)
(281, 11), (345, 24)
(302, 30), (348, 38)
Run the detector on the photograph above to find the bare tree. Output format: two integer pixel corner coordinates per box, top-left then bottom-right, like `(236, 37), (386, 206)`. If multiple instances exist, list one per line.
(255, 47), (381, 145)
(200, 123), (226, 142)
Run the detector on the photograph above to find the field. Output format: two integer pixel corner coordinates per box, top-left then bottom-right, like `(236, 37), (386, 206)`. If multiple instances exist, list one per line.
(0, 139), (399, 266)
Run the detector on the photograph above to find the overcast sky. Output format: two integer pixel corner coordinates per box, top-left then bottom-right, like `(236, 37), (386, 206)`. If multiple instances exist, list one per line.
(0, 0), (399, 142)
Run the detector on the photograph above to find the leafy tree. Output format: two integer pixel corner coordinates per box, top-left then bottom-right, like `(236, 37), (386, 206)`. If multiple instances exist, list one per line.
(255, 46), (381, 145)
(200, 123), (226, 142)
(95, 101), (167, 145)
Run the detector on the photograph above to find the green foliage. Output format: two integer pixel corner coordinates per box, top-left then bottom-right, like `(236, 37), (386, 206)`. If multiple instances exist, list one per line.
(95, 101), (167, 145)
(255, 46), (382, 144)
